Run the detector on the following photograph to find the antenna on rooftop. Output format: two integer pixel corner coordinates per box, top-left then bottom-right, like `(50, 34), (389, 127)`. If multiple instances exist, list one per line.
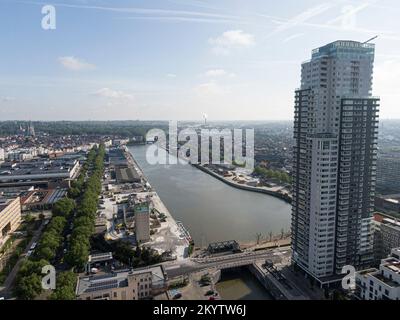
(363, 35), (378, 44)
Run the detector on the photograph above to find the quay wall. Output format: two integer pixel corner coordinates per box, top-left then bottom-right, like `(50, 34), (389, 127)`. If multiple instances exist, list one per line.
(192, 164), (292, 204)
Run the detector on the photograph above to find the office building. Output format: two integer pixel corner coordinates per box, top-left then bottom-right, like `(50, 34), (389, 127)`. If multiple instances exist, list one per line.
(291, 40), (379, 285)
(0, 148), (4, 163)
(76, 265), (167, 300)
(0, 197), (22, 248)
(356, 248), (400, 300)
(134, 201), (150, 243)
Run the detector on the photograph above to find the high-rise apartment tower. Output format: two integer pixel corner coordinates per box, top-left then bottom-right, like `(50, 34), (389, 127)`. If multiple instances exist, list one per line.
(291, 40), (380, 285)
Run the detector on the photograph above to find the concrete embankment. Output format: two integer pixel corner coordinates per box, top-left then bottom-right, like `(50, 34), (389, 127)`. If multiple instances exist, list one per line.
(192, 164), (292, 204)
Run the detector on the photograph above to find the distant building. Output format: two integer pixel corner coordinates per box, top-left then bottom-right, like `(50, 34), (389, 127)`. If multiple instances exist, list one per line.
(113, 139), (129, 146)
(0, 148), (4, 163)
(377, 154), (400, 194)
(375, 194), (400, 215)
(0, 197), (22, 248)
(131, 136), (144, 143)
(0, 158), (80, 189)
(134, 201), (150, 243)
(76, 265), (168, 300)
(373, 213), (400, 262)
(356, 248), (400, 300)
(28, 122), (35, 137)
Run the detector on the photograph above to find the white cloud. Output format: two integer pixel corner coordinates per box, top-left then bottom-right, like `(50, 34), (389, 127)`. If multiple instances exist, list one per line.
(58, 56), (96, 71)
(166, 73), (177, 78)
(93, 88), (134, 100)
(194, 81), (228, 96)
(209, 30), (255, 55)
(203, 69), (236, 78)
(204, 69), (226, 77)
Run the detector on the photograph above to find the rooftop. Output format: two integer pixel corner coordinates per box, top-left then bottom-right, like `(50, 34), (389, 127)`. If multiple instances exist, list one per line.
(76, 265), (166, 296)
(311, 40), (375, 59)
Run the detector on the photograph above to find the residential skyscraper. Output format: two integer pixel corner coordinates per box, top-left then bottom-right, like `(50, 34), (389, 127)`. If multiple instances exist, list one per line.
(291, 40), (380, 286)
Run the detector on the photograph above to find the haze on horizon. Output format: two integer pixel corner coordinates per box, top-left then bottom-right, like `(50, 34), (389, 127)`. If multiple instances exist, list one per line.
(1, 0), (400, 121)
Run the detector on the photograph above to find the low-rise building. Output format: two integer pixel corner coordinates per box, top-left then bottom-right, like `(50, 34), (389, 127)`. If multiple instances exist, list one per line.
(356, 248), (400, 300)
(0, 197), (22, 248)
(76, 265), (168, 300)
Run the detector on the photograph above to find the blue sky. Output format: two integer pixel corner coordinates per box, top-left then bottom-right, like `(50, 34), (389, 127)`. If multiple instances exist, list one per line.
(0, 0), (399, 120)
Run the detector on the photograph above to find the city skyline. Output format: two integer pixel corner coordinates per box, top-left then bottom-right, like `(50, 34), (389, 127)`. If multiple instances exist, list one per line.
(1, 0), (400, 121)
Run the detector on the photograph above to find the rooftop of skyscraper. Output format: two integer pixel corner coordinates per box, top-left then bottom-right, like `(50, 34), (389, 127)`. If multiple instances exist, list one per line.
(311, 40), (375, 59)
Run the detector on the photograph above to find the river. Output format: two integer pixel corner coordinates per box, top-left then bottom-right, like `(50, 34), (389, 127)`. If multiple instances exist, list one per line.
(129, 145), (291, 246)
(216, 269), (273, 300)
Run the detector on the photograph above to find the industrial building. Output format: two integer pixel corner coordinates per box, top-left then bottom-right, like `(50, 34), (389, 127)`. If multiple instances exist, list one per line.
(76, 265), (168, 300)
(134, 201), (150, 243)
(0, 197), (22, 248)
(0, 158), (80, 189)
(20, 188), (67, 211)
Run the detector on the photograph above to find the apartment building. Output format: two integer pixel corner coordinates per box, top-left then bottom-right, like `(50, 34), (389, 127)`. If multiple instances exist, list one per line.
(356, 248), (400, 300)
(291, 40), (379, 285)
(0, 197), (22, 247)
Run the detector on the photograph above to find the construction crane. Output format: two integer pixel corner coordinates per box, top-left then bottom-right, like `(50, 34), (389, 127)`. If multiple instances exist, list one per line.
(363, 35), (378, 44)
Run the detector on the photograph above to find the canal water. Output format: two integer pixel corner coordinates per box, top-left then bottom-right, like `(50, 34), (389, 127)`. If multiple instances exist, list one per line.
(129, 145), (291, 246)
(216, 269), (273, 300)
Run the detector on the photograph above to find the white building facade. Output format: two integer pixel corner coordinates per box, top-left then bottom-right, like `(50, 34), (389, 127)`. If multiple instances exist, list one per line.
(356, 248), (400, 300)
(291, 40), (379, 285)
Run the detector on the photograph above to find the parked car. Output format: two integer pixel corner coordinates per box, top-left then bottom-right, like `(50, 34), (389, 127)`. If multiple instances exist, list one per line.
(172, 293), (182, 299)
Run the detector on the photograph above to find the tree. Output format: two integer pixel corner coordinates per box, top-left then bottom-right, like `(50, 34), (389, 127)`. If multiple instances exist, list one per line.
(49, 271), (77, 300)
(15, 259), (49, 299)
(66, 238), (90, 269)
(15, 274), (43, 300)
(52, 198), (75, 217)
(24, 214), (35, 224)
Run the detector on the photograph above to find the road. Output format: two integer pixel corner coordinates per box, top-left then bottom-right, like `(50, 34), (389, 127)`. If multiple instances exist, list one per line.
(163, 246), (291, 278)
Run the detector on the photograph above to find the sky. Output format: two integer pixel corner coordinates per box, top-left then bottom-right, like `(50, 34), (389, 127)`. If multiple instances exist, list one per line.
(0, 0), (399, 121)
